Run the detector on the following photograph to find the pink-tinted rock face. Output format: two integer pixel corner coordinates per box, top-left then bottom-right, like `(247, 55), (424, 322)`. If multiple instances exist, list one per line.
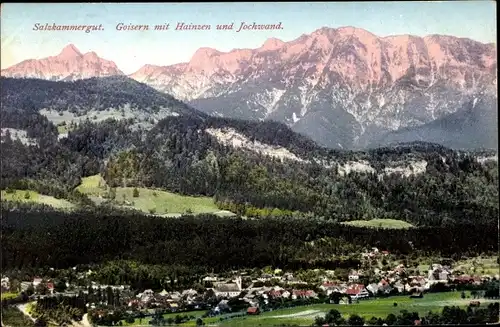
(1, 44), (124, 80)
(129, 26), (496, 96)
(125, 26), (496, 150)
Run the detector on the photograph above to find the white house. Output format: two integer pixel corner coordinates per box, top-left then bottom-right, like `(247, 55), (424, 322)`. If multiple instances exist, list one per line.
(181, 289), (198, 297)
(428, 265), (451, 282)
(137, 289), (154, 303)
(213, 276), (242, 298)
(1, 277), (10, 291)
(393, 281), (405, 293)
(20, 282), (32, 292)
(33, 277), (43, 287)
(257, 274), (273, 282)
(203, 276), (218, 282)
(366, 283), (379, 295)
(348, 270), (360, 282)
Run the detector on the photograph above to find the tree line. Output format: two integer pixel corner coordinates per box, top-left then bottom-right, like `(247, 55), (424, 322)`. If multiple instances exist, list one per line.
(314, 303), (500, 326)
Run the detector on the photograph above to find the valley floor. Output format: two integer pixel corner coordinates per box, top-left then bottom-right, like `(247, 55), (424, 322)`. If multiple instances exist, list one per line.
(118, 291), (499, 327)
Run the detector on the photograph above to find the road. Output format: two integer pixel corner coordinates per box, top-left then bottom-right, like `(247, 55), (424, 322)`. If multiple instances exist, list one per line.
(71, 313), (91, 327)
(15, 301), (91, 327)
(16, 302), (36, 322)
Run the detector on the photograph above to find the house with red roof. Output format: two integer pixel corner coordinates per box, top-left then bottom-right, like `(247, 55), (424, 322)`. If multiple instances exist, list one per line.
(321, 281), (337, 288)
(346, 284), (369, 299)
(247, 307), (260, 315)
(268, 290), (282, 298)
(291, 290), (317, 299)
(46, 282), (55, 294)
(378, 279), (389, 287)
(305, 290), (317, 298)
(454, 275), (475, 284)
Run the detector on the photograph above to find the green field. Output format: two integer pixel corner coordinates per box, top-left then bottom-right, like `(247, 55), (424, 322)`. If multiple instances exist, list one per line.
(455, 256), (500, 276)
(75, 174), (108, 196)
(1, 292), (19, 300)
(0, 307), (35, 327)
(76, 174), (224, 216)
(122, 310), (206, 326)
(1, 189), (75, 210)
(214, 292), (497, 326)
(119, 292), (498, 327)
(341, 219), (414, 229)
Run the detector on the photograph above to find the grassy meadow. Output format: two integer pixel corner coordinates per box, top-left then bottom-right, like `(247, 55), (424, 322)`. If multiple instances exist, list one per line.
(1, 292), (19, 300)
(216, 292), (498, 327)
(1, 189), (75, 210)
(119, 291), (498, 326)
(76, 174), (227, 216)
(122, 310), (206, 326)
(341, 219), (414, 229)
(0, 307), (35, 327)
(454, 256), (500, 276)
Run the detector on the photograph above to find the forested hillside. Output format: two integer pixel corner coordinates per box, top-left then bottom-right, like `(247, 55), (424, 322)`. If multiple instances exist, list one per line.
(72, 116), (499, 226)
(1, 76), (498, 229)
(0, 76), (498, 278)
(1, 113), (498, 227)
(0, 76), (202, 117)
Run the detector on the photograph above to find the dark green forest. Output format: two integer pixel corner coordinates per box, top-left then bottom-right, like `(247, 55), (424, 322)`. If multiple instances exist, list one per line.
(1, 202), (497, 272)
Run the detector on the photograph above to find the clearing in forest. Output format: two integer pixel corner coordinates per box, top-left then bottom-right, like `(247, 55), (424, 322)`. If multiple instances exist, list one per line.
(1, 189), (75, 210)
(341, 218), (414, 229)
(76, 174), (227, 216)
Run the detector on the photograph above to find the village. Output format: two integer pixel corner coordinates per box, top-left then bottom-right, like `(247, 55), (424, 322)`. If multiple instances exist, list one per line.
(2, 248), (498, 326)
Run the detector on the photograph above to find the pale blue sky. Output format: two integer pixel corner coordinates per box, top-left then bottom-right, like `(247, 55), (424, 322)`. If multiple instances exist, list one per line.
(1, 2), (496, 74)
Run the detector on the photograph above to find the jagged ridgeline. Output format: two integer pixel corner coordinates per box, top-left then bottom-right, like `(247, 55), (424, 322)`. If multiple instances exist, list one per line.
(0, 76), (498, 229)
(2, 29), (497, 150)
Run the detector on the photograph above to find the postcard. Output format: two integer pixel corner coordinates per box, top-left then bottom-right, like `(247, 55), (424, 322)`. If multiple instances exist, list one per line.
(0, 2), (498, 327)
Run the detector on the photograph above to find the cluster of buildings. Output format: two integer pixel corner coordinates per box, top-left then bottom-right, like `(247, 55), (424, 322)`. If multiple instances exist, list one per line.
(2, 253), (498, 317)
(1, 276), (10, 292)
(18, 277), (56, 295)
(127, 288), (203, 312)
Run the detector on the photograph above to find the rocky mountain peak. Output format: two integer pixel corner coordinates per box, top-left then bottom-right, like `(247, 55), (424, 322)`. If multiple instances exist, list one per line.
(260, 37), (285, 51)
(1, 44), (124, 81)
(57, 44), (83, 60)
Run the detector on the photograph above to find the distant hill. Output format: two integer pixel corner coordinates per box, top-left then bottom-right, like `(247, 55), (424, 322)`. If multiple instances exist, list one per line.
(0, 76), (205, 141)
(373, 96), (498, 150)
(0, 76), (202, 117)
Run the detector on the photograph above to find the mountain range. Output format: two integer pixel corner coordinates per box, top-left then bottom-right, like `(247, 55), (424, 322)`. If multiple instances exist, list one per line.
(1, 44), (123, 81)
(1, 26), (497, 150)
